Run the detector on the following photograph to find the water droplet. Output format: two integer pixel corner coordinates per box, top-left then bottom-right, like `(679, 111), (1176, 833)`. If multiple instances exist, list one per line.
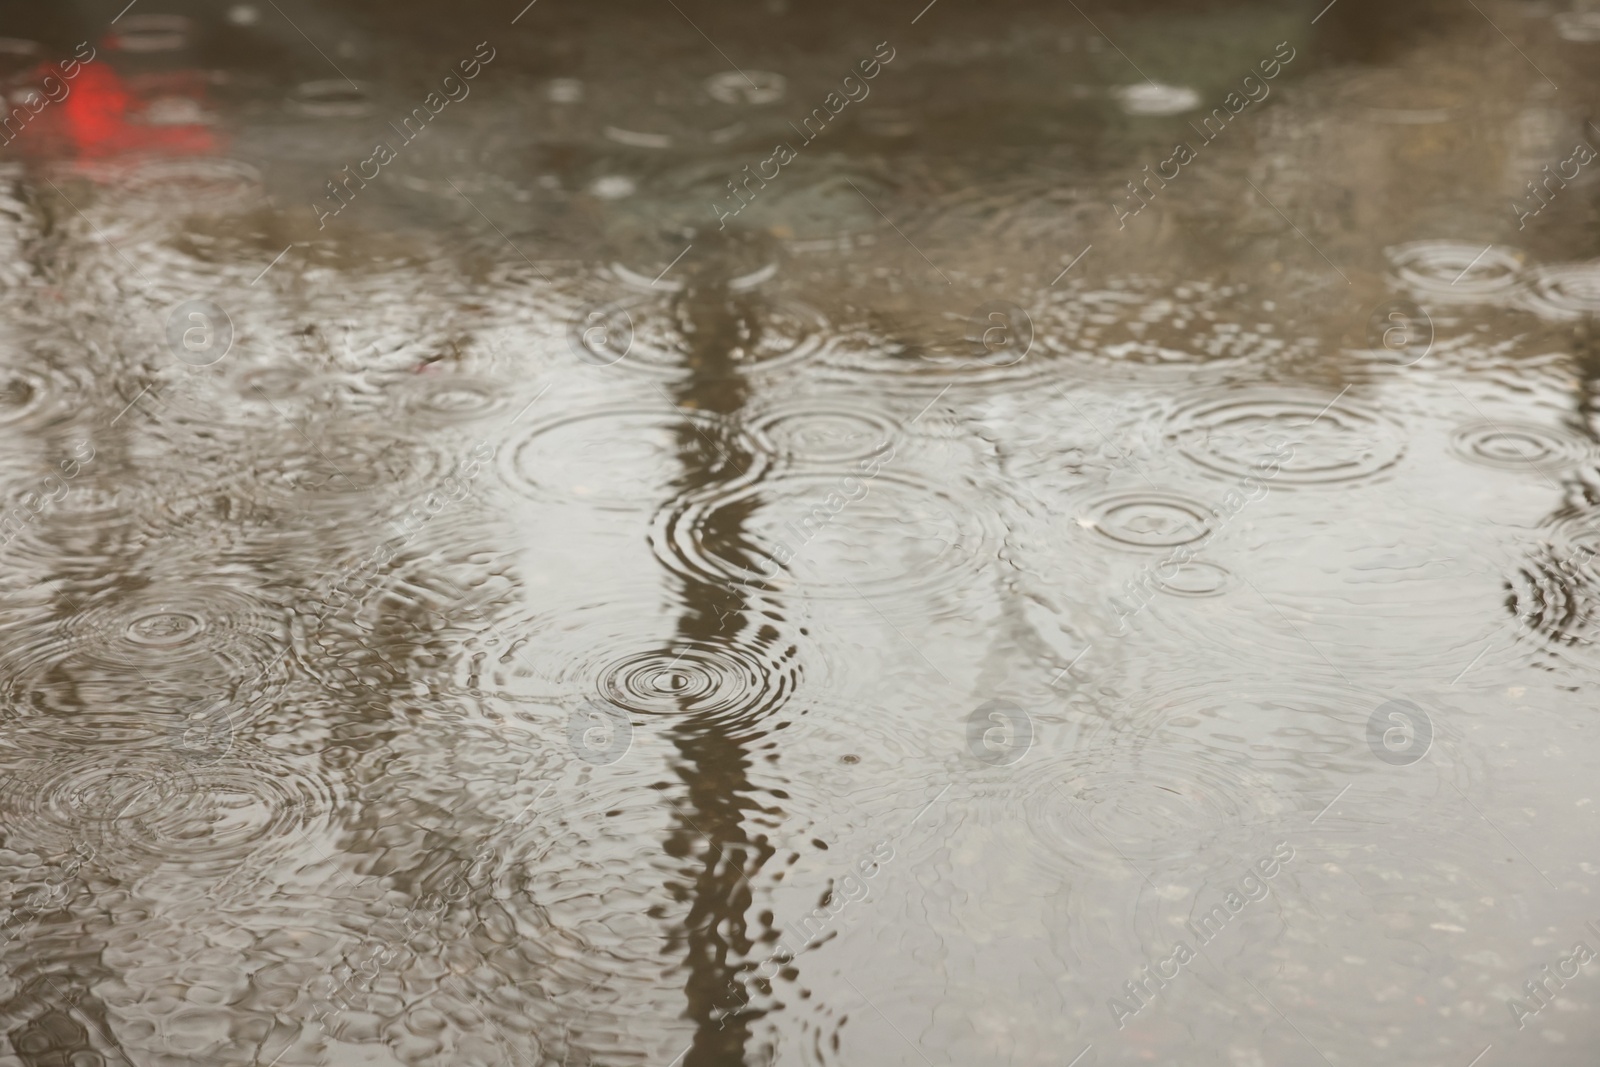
(1081, 491), (1213, 550)
(1114, 83), (1200, 116)
(1450, 420), (1594, 472)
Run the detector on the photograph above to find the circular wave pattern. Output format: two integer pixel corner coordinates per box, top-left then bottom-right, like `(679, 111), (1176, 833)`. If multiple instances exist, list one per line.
(1156, 559), (1232, 597)
(704, 70), (786, 105)
(1385, 241), (1525, 304)
(605, 254), (780, 296)
(651, 469), (1000, 604)
(0, 477), (146, 573)
(1448, 420), (1595, 472)
(287, 79), (375, 118)
(1515, 262), (1600, 321)
(0, 366), (50, 427)
(112, 158), (264, 214)
(58, 584), (286, 671)
(66, 579), (284, 662)
(458, 592), (812, 731)
(1547, 513), (1600, 577)
(1510, 562), (1591, 667)
(503, 406), (766, 512)
(0, 746), (335, 877)
(1019, 742), (1291, 874)
(398, 375), (508, 425)
(747, 399), (898, 466)
(1081, 491), (1213, 550)
(1506, 511), (1600, 668)
(573, 295), (827, 375)
(0, 363), (84, 431)
(124, 608), (205, 647)
(246, 431), (440, 504)
(597, 637), (802, 727)
(1166, 391), (1405, 486)
(0, 584), (291, 747)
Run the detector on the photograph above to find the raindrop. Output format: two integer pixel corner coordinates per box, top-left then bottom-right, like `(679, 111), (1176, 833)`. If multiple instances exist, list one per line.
(599, 642), (800, 726)
(398, 376), (507, 425)
(1166, 390), (1405, 486)
(547, 78), (584, 104)
(1156, 560), (1231, 597)
(1080, 491), (1213, 550)
(589, 175), (637, 200)
(1449, 420), (1595, 472)
(748, 399), (899, 466)
(1516, 262), (1600, 321)
(287, 79), (374, 118)
(1384, 241), (1525, 305)
(653, 469), (1000, 608)
(1114, 83), (1200, 116)
(704, 70), (787, 106)
(124, 608), (207, 648)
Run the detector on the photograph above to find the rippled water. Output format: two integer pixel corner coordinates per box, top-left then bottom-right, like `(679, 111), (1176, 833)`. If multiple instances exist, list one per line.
(4, 0), (1600, 1064)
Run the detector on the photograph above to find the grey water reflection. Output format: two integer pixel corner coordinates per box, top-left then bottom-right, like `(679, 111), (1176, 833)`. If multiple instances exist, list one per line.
(7, 0), (1600, 1065)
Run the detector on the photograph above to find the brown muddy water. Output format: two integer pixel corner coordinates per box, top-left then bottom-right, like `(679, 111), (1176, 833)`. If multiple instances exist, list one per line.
(1, 0), (1600, 1064)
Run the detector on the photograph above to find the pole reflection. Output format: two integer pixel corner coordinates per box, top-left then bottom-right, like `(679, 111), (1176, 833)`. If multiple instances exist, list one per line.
(661, 231), (787, 1067)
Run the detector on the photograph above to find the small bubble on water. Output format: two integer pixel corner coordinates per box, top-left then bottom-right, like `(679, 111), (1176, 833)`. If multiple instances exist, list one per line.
(589, 175), (637, 200)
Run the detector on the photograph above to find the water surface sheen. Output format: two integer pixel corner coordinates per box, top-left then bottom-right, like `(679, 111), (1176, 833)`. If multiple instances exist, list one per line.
(1, 1), (1599, 1065)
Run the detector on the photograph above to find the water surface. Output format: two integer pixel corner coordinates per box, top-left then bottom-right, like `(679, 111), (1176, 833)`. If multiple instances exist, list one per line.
(2, 1), (1600, 1064)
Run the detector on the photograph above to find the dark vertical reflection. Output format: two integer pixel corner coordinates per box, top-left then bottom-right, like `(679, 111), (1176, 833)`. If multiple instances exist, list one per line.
(1570, 317), (1600, 450)
(660, 232), (782, 1067)
(1504, 314), (1600, 654)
